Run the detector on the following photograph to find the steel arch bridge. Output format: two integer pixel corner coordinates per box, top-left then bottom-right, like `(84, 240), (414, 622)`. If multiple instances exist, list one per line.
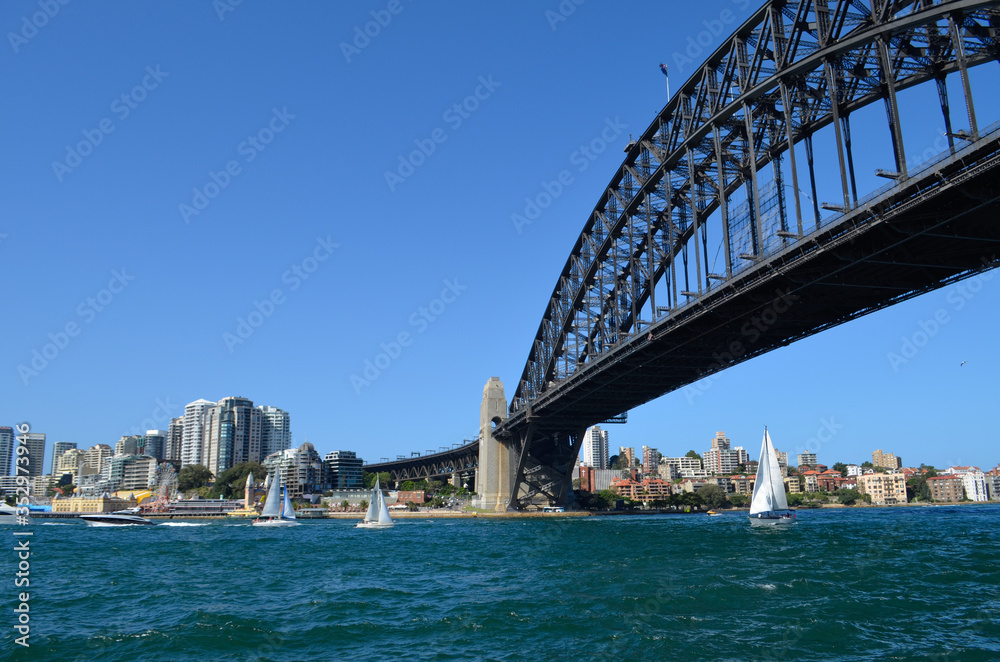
(491, 0), (1000, 509)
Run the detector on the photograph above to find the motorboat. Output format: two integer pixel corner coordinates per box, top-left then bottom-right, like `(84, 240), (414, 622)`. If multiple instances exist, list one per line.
(80, 507), (156, 526)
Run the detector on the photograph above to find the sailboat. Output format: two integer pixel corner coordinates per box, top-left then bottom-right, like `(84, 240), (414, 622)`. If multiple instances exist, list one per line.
(252, 472), (298, 527)
(357, 475), (393, 529)
(749, 427), (796, 526)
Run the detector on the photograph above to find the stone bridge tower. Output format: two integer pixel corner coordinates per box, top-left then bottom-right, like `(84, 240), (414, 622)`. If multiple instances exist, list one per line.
(475, 377), (513, 512)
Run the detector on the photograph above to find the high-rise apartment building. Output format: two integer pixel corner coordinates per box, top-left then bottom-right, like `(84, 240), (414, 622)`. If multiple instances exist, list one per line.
(142, 430), (167, 461)
(115, 435), (140, 457)
(21, 433), (46, 477)
(872, 449), (902, 470)
(582, 426), (609, 469)
(619, 446), (636, 467)
(259, 406), (291, 457)
(324, 450), (363, 489)
(704, 432), (746, 475)
(797, 452), (818, 467)
(263, 443), (325, 498)
(642, 445), (659, 474)
(166, 417), (184, 462)
(181, 399), (215, 467)
(0, 427), (14, 476)
(56, 449), (86, 478)
(204, 397), (261, 476)
(50, 442), (77, 475)
(83, 444), (112, 474)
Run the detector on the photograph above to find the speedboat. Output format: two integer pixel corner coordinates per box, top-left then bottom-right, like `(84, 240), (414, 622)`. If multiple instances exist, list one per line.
(706, 510), (723, 517)
(0, 504), (28, 525)
(80, 507), (156, 526)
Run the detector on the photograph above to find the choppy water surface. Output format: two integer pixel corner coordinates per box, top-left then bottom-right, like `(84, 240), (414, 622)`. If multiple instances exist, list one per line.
(2, 506), (998, 661)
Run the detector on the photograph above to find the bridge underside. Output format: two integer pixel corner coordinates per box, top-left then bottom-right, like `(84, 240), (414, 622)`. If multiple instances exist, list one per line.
(499, 131), (1000, 507)
(366, 445), (478, 485)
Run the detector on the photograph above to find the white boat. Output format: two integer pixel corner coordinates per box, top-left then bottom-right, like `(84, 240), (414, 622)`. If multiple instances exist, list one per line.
(252, 473), (298, 527)
(357, 476), (393, 529)
(81, 507), (156, 526)
(0, 504), (29, 525)
(749, 427), (796, 526)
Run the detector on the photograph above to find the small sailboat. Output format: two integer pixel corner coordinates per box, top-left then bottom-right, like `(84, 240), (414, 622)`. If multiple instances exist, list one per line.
(252, 472), (298, 527)
(749, 427), (796, 526)
(357, 475), (393, 529)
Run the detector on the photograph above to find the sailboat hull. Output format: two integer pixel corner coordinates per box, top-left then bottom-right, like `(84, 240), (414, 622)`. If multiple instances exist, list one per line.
(251, 518), (299, 527)
(356, 520), (393, 529)
(748, 512), (796, 526)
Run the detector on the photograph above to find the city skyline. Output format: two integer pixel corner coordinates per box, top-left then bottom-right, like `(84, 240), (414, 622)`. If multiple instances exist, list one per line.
(2, 2), (999, 474)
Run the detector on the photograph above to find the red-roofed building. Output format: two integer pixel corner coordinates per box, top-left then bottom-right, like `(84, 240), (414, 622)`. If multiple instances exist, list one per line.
(833, 476), (858, 491)
(817, 470), (841, 491)
(610, 476), (673, 504)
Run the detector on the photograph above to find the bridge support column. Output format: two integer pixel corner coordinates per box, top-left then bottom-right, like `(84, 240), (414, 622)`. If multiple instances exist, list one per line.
(473, 377), (513, 512)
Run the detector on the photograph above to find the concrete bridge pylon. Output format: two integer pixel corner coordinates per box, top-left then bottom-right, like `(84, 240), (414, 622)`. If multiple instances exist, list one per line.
(473, 377), (513, 512)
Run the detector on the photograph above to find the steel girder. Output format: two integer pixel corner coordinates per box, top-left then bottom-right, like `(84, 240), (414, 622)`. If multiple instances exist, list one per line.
(510, 0), (1000, 415)
(364, 443), (479, 483)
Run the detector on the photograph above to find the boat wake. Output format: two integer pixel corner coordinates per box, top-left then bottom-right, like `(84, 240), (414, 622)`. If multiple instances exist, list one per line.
(157, 522), (210, 527)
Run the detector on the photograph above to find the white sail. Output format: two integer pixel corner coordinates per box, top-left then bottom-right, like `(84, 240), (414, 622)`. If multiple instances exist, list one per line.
(280, 487), (296, 520)
(377, 487), (392, 525)
(750, 428), (787, 515)
(363, 477), (380, 521)
(260, 472), (282, 518)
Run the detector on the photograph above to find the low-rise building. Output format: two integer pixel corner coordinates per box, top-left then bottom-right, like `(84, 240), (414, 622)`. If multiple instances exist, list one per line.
(610, 476), (672, 503)
(928, 474), (964, 502)
(396, 490), (427, 504)
(857, 473), (908, 505)
(845, 464), (862, 477)
(729, 475), (755, 496)
(579, 466), (622, 493)
(51, 494), (138, 513)
(817, 470), (841, 492)
(784, 476), (802, 494)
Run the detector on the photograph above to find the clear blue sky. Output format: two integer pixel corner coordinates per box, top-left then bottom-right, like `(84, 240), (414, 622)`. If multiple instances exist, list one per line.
(2, 1), (998, 473)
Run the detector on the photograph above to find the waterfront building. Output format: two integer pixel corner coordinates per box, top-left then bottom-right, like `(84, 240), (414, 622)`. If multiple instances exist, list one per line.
(578, 466), (621, 493)
(50, 441), (77, 476)
(642, 446), (659, 474)
(797, 452), (817, 467)
(801, 470), (819, 493)
(142, 430), (167, 461)
(121, 456), (157, 491)
(396, 490), (427, 504)
(928, 475), (964, 502)
(817, 469), (842, 492)
(582, 426), (609, 469)
(51, 494), (138, 513)
(21, 432), (45, 477)
(259, 406), (292, 457)
(846, 464), (862, 477)
(31, 474), (53, 496)
(833, 476), (858, 490)
(704, 476), (732, 493)
(784, 476), (802, 494)
(0, 476), (21, 494)
(872, 449), (902, 470)
(704, 432), (747, 475)
(961, 471), (989, 502)
(0, 427), (13, 476)
(83, 444), (112, 474)
(324, 450), (363, 489)
(263, 442), (325, 499)
(986, 473), (1000, 501)
(610, 476), (672, 503)
(944, 465), (979, 476)
(181, 398), (215, 467)
(857, 473), (908, 505)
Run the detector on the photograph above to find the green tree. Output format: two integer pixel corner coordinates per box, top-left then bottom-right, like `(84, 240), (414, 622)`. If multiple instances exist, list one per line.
(400, 480), (416, 491)
(359, 500), (369, 511)
(697, 484), (729, 510)
(837, 488), (863, 506)
(907, 475), (931, 502)
(177, 464), (214, 491)
(728, 494), (749, 508)
(572, 478), (581, 489)
(362, 471), (391, 489)
(680, 491), (703, 509)
(833, 462), (848, 477)
(787, 492), (806, 507)
(685, 450), (703, 464)
(341, 500), (350, 510)
(207, 462), (268, 499)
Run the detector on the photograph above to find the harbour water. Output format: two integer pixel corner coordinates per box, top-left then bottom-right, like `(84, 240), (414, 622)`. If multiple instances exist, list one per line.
(3, 506), (998, 661)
